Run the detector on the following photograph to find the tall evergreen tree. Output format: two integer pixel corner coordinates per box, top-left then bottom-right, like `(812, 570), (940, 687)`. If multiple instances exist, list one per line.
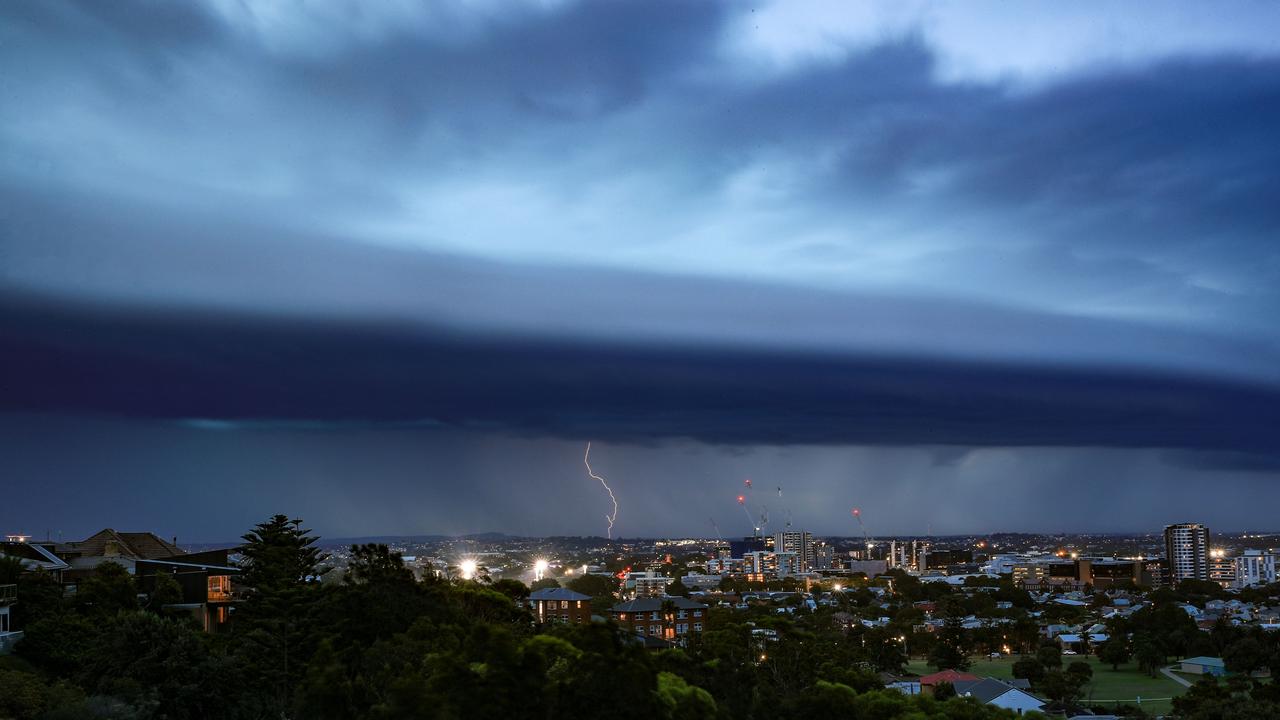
(238, 515), (327, 591)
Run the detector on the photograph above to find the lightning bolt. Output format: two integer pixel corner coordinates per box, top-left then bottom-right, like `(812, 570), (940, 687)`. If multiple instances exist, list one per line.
(584, 442), (618, 539)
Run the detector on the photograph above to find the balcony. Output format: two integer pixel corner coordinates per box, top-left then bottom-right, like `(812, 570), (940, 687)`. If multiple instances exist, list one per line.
(0, 584), (15, 605)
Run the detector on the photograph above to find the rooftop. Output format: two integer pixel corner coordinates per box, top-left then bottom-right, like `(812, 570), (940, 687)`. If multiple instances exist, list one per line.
(919, 669), (980, 686)
(611, 597), (708, 613)
(1180, 656), (1225, 667)
(529, 587), (591, 602)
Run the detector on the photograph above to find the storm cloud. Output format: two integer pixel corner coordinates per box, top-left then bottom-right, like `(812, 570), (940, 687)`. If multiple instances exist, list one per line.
(2, 1), (1278, 537)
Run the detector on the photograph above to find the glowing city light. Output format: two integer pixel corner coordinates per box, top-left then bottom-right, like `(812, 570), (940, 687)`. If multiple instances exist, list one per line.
(534, 558), (549, 581)
(460, 559), (478, 580)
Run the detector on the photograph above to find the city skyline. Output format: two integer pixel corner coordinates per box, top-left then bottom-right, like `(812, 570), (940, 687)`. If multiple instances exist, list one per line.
(3, 1), (1280, 540)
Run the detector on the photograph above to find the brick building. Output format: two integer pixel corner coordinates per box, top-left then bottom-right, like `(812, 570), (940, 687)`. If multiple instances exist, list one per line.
(530, 587), (592, 625)
(610, 597), (707, 644)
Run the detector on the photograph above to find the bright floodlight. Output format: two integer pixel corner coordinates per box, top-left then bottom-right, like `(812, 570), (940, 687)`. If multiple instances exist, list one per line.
(534, 558), (549, 581)
(460, 559), (478, 580)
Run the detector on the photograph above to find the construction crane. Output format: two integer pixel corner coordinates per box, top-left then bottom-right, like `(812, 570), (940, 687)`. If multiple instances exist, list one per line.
(851, 507), (872, 558)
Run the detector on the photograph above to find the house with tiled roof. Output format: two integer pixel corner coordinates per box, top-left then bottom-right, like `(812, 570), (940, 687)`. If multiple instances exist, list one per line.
(918, 669), (979, 694)
(52, 528), (185, 581)
(46, 529), (241, 633)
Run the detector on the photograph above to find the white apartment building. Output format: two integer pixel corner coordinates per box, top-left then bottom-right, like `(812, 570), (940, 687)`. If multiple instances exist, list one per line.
(1234, 550), (1277, 589)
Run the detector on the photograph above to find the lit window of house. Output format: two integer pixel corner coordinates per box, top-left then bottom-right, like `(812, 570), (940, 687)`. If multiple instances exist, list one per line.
(207, 575), (232, 601)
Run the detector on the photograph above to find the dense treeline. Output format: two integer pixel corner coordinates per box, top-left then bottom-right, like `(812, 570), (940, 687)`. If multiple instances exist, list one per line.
(0, 515), (1032, 720)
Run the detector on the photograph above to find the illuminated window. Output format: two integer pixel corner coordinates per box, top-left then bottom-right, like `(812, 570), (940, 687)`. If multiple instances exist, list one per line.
(207, 575), (232, 601)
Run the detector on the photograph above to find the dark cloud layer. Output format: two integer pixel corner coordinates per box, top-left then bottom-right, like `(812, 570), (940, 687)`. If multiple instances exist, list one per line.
(4, 293), (1278, 471)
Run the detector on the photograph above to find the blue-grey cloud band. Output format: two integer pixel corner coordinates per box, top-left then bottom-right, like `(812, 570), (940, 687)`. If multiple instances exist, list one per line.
(4, 292), (1277, 472)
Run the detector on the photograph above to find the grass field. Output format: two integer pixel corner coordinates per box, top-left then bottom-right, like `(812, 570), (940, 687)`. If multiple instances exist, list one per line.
(906, 655), (1187, 715)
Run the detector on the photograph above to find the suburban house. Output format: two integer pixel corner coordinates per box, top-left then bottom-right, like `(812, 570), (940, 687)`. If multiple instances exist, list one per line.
(610, 597), (707, 644)
(529, 587), (592, 625)
(1056, 632), (1108, 652)
(0, 539), (71, 580)
(133, 548), (241, 632)
(918, 669), (979, 694)
(39, 529), (187, 586)
(0, 539), (74, 653)
(7, 529), (241, 633)
(953, 678), (1045, 714)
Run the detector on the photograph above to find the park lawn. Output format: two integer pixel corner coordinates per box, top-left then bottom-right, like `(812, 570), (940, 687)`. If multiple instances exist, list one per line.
(906, 655), (1186, 715)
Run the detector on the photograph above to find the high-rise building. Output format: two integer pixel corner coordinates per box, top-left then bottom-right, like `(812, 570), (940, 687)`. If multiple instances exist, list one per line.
(743, 550), (801, 580)
(812, 540), (834, 570)
(1209, 553), (1237, 589)
(1164, 523), (1210, 585)
(773, 531), (813, 570)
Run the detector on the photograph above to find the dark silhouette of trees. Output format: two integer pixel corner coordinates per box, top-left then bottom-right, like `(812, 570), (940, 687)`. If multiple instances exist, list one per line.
(1098, 638), (1131, 669)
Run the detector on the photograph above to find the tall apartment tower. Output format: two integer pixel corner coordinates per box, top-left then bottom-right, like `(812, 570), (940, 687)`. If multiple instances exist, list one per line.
(1164, 523), (1210, 585)
(772, 531), (813, 571)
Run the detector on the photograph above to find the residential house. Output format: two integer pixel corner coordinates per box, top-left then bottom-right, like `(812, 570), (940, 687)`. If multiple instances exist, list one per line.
(3, 531), (240, 633)
(133, 548), (240, 633)
(43, 529), (187, 586)
(953, 678), (1045, 715)
(0, 540), (71, 580)
(919, 669), (979, 695)
(529, 587), (592, 625)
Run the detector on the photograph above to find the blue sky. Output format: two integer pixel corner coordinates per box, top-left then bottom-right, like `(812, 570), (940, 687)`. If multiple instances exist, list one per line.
(2, 1), (1278, 539)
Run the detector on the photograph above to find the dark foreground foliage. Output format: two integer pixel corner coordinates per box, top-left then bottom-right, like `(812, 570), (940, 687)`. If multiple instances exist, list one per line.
(4, 514), (1277, 719)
